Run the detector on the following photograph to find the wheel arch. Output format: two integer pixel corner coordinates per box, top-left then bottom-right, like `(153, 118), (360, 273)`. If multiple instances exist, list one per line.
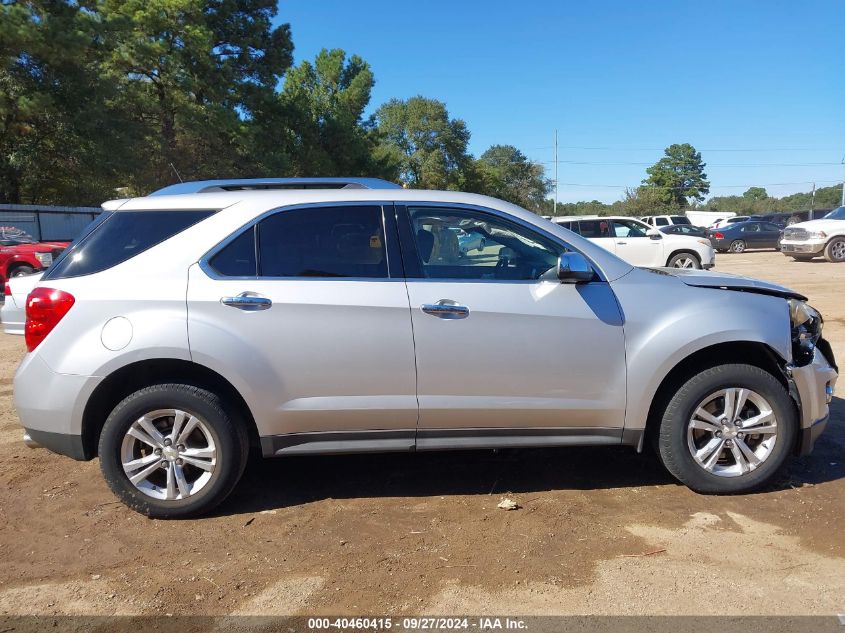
(665, 249), (702, 266)
(642, 341), (798, 450)
(81, 358), (259, 459)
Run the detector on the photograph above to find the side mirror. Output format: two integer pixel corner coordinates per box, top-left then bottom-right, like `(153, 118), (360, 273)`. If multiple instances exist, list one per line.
(557, 252), (594, 284)
(647, 228), (662, 240)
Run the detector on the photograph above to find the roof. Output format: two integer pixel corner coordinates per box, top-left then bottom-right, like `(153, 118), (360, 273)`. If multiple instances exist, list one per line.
(149, 177), (402, 196)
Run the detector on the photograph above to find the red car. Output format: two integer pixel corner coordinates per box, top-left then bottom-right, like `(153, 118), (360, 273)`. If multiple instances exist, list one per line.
(0, 227), (69, 281)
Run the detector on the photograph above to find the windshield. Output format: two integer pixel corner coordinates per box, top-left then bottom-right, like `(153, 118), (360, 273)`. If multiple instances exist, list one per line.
(823, 206), (845, 220)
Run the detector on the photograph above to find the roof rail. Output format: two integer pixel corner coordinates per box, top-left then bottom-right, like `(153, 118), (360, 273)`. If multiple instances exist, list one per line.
(149, 177), (402, 196)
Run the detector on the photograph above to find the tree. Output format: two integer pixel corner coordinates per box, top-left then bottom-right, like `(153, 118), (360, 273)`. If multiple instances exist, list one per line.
(99, 0), (293, 192)
(372, 96), (470, 189)
(743, 186), (768, 201)
(619, 186), (679, 216)
(280, 49), (379, 176)
(642, 143), (710, 208)
(471, 145), (551, 212)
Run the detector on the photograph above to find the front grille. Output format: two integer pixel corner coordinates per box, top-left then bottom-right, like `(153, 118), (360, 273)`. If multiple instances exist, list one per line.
(783, 227), (809, 240)
(51, 248), (65, 259)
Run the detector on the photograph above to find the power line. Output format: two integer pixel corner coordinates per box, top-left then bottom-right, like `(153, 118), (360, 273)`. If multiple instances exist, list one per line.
(526, 145), (844, 152)
(556, 179), (843, 190)
(540, 160), (844, 167)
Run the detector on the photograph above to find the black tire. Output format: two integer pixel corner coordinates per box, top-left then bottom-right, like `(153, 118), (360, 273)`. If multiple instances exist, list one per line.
(824, 237), (845, 263)
(667, 252), (701, 269)
(10, 265), (35, 277)
(98, 384), (248, 518)
(657, 364), (796, 494)
(478, 239), (485, 252)
(729, 240), (746, 254)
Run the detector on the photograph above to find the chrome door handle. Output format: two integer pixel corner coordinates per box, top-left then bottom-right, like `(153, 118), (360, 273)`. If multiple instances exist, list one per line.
(221, 292), (272, 311)
(421, 300), (469, 319)
(617, 241), (627, 245)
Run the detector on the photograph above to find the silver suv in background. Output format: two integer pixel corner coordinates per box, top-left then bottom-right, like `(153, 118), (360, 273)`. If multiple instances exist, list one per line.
(14, 179), (837, 517)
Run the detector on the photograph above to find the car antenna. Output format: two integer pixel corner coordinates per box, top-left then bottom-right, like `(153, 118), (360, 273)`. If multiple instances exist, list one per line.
(169, 162), (184, 183)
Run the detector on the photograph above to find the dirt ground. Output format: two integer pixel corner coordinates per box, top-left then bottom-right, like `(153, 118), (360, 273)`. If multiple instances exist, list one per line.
(0, 251), (843, 618)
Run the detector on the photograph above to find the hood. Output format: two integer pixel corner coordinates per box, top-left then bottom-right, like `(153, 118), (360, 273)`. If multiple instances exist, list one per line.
(788, 218), (844, 231)
(646, 267), (806, 300)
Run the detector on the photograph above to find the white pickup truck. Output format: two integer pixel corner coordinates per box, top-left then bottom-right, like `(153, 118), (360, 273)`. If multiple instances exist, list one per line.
(779, 206), (845, 262)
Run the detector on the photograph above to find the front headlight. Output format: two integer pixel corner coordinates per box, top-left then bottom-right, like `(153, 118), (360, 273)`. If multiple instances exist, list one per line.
(34, 252), (52, 266)
(787, 298), (823, 366)
(806, 231), (827, 239)
(696, 238), (711, 246)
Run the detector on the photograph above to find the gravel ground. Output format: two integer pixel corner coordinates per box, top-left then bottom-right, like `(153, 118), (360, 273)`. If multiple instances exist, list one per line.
(0, 251), (842, 617)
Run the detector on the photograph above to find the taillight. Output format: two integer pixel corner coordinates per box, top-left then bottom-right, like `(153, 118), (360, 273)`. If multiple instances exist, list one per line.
(25, 287), (75, 352)
(713, 232), (724, 239)
(3, 282), (10, 296)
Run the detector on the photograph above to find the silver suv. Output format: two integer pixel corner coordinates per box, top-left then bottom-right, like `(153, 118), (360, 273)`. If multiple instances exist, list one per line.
(14, 179), (838, 517)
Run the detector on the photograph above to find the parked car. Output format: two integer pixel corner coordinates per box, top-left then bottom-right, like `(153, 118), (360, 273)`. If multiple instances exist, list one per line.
(659, 224), (709, 238)
(0, 228), (69, 281)
(15, 179), (837, 517)
(553, 216), (715, 269)
(1, 273), (41, 335)
(712, 216), (752, 229)
(453, 228), (486, 255)
(640, 215), (692, 227)
(779, 206), (845, 262)
(709, 221), (784, 253)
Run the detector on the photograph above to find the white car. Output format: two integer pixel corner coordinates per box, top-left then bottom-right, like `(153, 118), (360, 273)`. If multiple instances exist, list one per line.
(1, 273), (41, 335)
(640, 214), (692, 227)
(553, 216), (715, 269)
(779, 206), (845, 262)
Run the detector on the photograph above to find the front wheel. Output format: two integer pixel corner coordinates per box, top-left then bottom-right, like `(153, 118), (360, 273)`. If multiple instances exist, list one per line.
(99, 384), (248, 518)
(657, 364), (796, 494)
(729, 240), (746, 253)
(667, 252), (701, 269)
(824, 237), (845, 263)
(10, 265), (35, 277)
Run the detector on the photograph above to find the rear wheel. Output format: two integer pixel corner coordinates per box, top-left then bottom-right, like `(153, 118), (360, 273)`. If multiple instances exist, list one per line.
(657, 364), (796, 494)
(824, 237), (845, 263)
(729, 240), (746, 254)
(99, 384), (248, 518)
(667, 252), (701, 269)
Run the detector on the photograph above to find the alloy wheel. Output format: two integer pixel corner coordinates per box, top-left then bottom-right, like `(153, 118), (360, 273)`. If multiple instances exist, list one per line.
(673, 255), (697, 268)
(120, 408), (217, 500)
(831, 240), (845, 261)
(686, 388), (778, 477)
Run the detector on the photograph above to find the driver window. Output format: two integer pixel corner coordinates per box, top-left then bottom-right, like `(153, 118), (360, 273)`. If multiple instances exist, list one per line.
(408, 208), (561, 281)
(612, 219), (647, 238)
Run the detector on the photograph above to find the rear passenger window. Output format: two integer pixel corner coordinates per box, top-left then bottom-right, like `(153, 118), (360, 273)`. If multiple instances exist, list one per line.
(578, 219), (612, 238)
(655, 217), (669, 226)
(258, 205), (387, 278)
(44, 210), (215, 279)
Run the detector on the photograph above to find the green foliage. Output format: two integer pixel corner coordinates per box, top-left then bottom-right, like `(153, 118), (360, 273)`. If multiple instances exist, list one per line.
(742, 186), (768, 201)
(643, 143), (710, 207)
(469, 145), (551, 212)
(706, 184), (841, 214)
(372, 96), (471, 190)
(280, 48), (383, 177)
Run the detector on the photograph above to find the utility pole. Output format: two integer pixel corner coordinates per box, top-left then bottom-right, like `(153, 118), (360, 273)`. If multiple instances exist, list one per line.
(810, 182), (816, 216)
(841, 154), (845, 207)
(554, 129), (558, 216)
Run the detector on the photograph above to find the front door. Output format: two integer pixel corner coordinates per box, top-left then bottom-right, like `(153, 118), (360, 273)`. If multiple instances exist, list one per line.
(611, 218), (664, 267)
(187, 203), (418, 454)
(398, 205), (627, 449)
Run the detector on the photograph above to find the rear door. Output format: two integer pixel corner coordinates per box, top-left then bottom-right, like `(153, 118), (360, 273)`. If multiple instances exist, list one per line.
(186, 203), (418, 454)
(574, 219), (617, 255)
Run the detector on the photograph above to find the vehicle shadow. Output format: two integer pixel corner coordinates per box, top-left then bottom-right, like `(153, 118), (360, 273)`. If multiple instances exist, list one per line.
(215, 396), (845, 517)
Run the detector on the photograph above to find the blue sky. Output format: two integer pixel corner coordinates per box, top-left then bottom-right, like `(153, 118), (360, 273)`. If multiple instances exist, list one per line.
(276, 1), (844, 204)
